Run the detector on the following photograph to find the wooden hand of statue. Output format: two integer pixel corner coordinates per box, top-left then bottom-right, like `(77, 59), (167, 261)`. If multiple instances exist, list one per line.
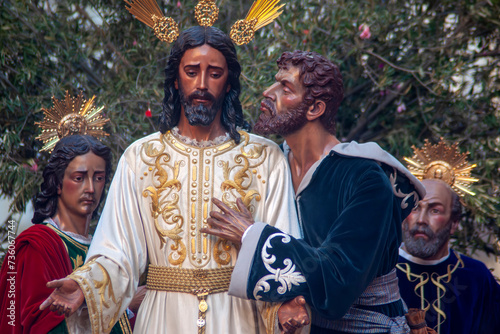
(278, 296), (310, 334)
(200, 197), (255, 246)
(40, 278), (84, 317)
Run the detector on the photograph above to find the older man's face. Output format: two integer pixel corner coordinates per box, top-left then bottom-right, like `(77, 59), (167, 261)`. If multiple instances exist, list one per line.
(254, 65), (310, 136)
(403, 180), (456, 260)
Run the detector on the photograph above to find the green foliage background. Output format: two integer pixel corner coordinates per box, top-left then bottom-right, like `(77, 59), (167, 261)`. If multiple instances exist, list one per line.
(1, 0), (499, 256)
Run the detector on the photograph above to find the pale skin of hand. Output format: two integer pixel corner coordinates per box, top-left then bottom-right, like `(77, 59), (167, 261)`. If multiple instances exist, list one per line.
(200, 197), (255, 245)
(278, 296), (310, 334)
(39, 278), (84, 317)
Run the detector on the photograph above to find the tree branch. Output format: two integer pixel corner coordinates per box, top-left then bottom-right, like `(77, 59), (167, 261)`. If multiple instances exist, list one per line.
(75, 5), (132, 69)
(346, 81), (412, 142)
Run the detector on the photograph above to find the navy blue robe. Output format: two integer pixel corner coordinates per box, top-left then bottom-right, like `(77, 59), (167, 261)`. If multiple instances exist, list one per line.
(397, 249), (500, 334)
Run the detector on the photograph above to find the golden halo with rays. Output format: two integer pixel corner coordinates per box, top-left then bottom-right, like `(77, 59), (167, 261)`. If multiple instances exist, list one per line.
(124, 0), (285, 46)
(230, 0), (285, 45)
(35, 91), (110, 152)
(403, 138), (479, 197)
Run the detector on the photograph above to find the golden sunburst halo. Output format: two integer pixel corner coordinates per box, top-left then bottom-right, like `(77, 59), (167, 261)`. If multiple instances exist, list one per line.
(403, 138), (479, 196)
(35, 91), (110, 152)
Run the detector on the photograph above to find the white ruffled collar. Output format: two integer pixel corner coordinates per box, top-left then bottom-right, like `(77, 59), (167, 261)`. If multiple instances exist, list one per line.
(170, 126), (230, 148)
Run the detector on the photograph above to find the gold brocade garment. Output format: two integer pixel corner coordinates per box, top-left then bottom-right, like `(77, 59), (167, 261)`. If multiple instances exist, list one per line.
(66, 130), (301, 334)
(140, 130), (268, 269)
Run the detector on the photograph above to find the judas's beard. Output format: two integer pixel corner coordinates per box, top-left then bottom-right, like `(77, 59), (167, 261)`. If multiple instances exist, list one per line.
(179, 87), (226, 127)
(253, 99), (309, 136)
(402, 220), (452, 259)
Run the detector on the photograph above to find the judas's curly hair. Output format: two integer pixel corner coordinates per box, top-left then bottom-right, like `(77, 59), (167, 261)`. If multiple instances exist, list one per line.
(277, 51), (344, 134)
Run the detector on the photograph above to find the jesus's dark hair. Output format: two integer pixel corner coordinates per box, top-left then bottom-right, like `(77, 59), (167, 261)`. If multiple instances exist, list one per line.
(160, 26), (249, 143)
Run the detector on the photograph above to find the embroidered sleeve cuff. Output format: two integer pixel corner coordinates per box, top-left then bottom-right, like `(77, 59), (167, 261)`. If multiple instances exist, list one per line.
(229, 221), (267, 299)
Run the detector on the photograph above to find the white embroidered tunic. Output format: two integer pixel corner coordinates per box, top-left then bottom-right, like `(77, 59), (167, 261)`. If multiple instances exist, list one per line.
(67, 130), (301, 333)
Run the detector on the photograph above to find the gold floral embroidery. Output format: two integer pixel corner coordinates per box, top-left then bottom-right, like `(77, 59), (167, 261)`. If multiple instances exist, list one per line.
(220, 131), (266, 210)
(169, 239), (187, 266)
(68, 260), (99, 333)
(213, 131), (267, 266)
(141, 131), (267, 268)
(94, 262), (122, 332)
(213, 239), (232, 267)
(141, 134), (185, 268)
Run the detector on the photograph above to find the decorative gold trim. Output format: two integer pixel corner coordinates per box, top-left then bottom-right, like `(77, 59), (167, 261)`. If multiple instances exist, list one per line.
(220, 131), (266, 210)
(141, 135), (184, 253)
(147, 265), (233, 334)
(124, 0), (284, 46)
(94, 262), (122, 332)
(146, 265), (233, 294)
(45, 224), (88, 270)
(118, 313), (133, 334)
(124, 0), (179, 43)
(69, 259), (128, 333)
(164, 130), (241, 268)
(141, 131), (267, 269)
(396, 251), (465, 333)
(195, 0), (219, 27)
(404, 138), (478, 196)
(262, 302), (282, 334)
(35, 91), (109, 152)
(169, 239), (187, 266)
(72, 254), (84, 270)
(230, 0), (285, 45)
(213, 239), (232, 267)
(68, 259), (100, 333)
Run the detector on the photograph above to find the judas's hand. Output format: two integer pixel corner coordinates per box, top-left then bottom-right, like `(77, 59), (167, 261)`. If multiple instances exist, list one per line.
(40, 278), (85, 317)
(278, 296), (310, 334)
(200, 197), (255, 245)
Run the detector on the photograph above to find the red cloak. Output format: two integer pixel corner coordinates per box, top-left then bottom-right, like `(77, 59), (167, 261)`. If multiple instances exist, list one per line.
(0, 224), (72, 333)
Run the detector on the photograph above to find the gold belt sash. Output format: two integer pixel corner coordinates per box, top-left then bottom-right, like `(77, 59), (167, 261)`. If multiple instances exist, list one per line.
(146, 265), (234, 334)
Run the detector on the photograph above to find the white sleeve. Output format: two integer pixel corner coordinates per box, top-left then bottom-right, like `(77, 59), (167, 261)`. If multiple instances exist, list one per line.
(67, 154), (148, 334)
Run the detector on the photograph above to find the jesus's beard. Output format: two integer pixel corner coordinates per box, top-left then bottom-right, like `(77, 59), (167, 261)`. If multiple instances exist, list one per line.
(253, 99), (309, 137)
(179, 88), (226, 127)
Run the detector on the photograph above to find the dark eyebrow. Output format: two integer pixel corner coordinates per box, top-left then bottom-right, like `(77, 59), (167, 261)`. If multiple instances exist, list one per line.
(184, 64), (200, 70)
(183, 64), (225, 71)
(428, 201), (445, 208)
(70, 169), (106, 174)
(276, 77), (294, 91)
(70, 170), (88, 174)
